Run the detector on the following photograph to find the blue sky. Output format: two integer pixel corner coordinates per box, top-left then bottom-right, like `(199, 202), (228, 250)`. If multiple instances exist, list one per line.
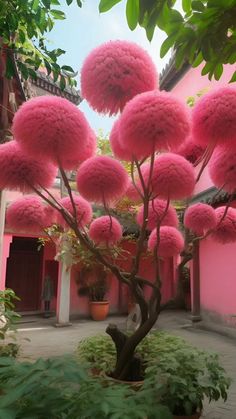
(49, 1), (175, 134)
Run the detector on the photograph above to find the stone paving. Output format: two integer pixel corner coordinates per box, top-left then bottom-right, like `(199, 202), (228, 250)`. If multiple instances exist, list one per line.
(15, 311), (236, 419)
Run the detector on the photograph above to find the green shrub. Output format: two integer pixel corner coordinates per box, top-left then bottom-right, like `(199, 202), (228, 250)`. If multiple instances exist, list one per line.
(77, 331), (231, 416)
(0, 343), (19, 358)
(0, 356), (172, 419)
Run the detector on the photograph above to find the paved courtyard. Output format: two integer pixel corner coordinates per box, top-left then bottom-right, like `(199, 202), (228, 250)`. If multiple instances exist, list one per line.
(15, 311), (236, 419)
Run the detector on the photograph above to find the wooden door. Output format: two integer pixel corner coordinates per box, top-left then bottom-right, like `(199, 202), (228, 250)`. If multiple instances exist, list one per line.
(6, 243), (43, 312)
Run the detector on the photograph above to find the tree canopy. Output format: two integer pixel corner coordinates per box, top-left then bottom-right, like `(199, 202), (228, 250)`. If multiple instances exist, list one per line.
(0, 0), (82, 88)
(98, 0), (236, 83)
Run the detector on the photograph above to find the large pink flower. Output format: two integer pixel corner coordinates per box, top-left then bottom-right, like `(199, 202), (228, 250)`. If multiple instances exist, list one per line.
(0, 141), (56, 192)
(110, 119), (133, 161)
(59, 127), (97, 170)
(212, 206), (236, 244)
(137, 199), (178, 231)
(142, 153), (195, 200)
(89, 216), (122, 245)
(184, 203), (217, 235)
(58, 194), (92, 228)
(209, 146), (236, 193)
(76, 156), (129, 204)
(148, 226), (184, 258)
(119, 91), (190, 160)
(6, 195), (47, 232)
(192, 86), (236, 147)
(80, 40), (158, 115)
(178, 137), (206, 164)
(13, 96), (90, 165)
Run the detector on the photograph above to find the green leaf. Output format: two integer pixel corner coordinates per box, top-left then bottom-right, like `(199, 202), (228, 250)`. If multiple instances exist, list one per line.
(61, 65), (74, 73)
(201, 61), (211, 76)
(182, 0), (191, 13)
(160, 33), (176, 58)
(126, 0), (139, 31)
(18, 29), (26, 44)
(50, 9), (66, 19)
(229, 70), (236, 83)
(66, 0), (73, 4)
(191, 0), (205, 11)
(77, 0), (82, 5)
(145, 24), (156, 42)
(192, 51), (203, 67)
(99, 0), (122, 13)
(42, 0), (51, 7)
(214, 63), (223, 80)
(60, 75), (66, 90)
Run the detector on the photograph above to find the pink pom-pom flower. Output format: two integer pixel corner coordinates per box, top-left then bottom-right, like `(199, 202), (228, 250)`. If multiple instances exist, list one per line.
(184, 203), (217, 235)
(80, 40), (158, 115)
(59, 127), (97, 170)
(0, 141), (56, 192)
(13, 96), (90, 165)
(119, 91), (190, 160)
(142, 153), (195, 200)
(58, 194), (92, 228)
(137, 199), (178, 230)
(209, 146), (236, 193)
(192, 86), (236, 148)
(178, 137), (206, 164)
(212, 206), (236, 244)
(76, 156), (129, 204)
(89, 216), (122, 246)
(125, 181), (142, 203)
(110, 119), (133, 161)
(148, 226), (184, 258)
(6, 195), (47, 232)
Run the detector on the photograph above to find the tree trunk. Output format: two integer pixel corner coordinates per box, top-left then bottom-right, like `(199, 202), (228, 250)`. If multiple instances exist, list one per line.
(106, 290), (161, 381)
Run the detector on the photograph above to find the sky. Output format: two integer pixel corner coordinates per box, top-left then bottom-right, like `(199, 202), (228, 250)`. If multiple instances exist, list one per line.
(49, 0), (176, 134)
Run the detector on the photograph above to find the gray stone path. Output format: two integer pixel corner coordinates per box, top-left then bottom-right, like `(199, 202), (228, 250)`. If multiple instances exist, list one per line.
(15, 312), (236, 419)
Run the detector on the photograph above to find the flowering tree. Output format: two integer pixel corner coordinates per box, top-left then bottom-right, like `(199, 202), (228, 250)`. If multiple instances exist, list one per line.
(2, 40), (236, 381)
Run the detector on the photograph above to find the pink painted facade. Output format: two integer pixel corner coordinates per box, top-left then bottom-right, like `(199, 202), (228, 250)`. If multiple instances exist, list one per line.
(1, 189), (175, 317)
(173, 62), (236, 325)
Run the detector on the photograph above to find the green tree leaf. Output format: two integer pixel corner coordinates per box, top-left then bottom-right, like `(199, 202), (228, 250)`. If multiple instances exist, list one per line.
(182, 0), (191, 13)
(99, 0), (122, 13)
(50, 9), (66, 20)
(126, 0), (139, 31)
(160, 34), (176, 58)
(229, 71), (236, 83)
(77, 0), (82, 6)
(214, 63), (223, 80)
(42, 0), (51, 8)
(191, 1), (205, 12)
(66, 0), (73, 4)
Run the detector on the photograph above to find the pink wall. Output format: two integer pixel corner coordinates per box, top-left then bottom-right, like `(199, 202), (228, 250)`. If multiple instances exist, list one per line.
(172, 64), (235, 101)
(199, 238), (236, 324)
(70, 240), (175, 317)
(0, 234), (12, 290)
(194, 166), (213, 195)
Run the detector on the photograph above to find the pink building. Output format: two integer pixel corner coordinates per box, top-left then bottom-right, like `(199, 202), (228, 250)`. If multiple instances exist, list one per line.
(163, 61), (236, 327)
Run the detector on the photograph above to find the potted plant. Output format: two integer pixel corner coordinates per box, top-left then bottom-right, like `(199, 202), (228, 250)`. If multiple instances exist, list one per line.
(77, 332), (231, 418)
(77, 264), (110, 321)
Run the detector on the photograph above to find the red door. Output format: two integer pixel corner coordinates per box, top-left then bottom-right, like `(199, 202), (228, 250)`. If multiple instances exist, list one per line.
(6, 238), (43, 312)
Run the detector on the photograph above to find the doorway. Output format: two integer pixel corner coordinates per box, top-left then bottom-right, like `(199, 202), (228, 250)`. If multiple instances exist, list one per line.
(6, 237), (43, 312)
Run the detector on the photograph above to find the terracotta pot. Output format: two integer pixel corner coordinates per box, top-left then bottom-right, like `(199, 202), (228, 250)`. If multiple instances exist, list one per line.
(173, 411), (201, 419)
(89, 301), (109, 321)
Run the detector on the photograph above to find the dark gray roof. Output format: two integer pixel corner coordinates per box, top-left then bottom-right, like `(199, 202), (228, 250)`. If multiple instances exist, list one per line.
(159, 54), (190, 91)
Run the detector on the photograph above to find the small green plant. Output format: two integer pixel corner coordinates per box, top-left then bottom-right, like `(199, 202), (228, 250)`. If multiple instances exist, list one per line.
(0, 289), (20, 359)
(77, 332), (231, 416)
(77, 265), (110, 302)
(0, 289), (20, 340)
(0, 356), (172, 419)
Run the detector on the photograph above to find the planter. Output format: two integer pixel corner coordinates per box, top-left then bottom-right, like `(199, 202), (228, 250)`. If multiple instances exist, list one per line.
(103, 373), (144, 390)
(173, 412), (201, 419)
(89, 301), (109, 321)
